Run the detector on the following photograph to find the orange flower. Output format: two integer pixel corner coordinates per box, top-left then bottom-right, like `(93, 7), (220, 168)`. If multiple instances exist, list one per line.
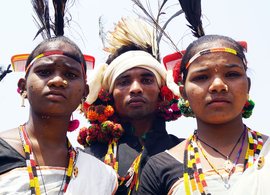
(87, 110), (99, 121)
(97, 114), (107, 122)
(104, 105), (114, 117)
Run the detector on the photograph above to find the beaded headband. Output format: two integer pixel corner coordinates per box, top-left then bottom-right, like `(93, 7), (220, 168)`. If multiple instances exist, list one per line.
(25, 50), (87, 79)
(185, 47), (246, 69)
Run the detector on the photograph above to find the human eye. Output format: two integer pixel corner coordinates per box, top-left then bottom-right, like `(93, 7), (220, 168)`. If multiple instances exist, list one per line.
(142, 77), (154, 85)
(191, 74), (208, 82)
(36, 68), (52, 77)
(225, 71), (242, 78)
(65, 71), (78, 79)
(116, 78), (130, 87)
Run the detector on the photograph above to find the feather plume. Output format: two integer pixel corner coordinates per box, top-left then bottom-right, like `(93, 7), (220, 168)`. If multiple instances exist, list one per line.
(104, 17), (158, 59)
(31, 0), (51, 39)
(178, 0), (204, 38)
(53, 0), (67, 36)
(132, 0), (183, 59)
(31, 0), (69, 39)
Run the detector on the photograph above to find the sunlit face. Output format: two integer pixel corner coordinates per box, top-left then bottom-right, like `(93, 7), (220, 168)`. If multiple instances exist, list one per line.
(112, 67), (160, 120)
(25, 42), (88, 117)
(184, 51), (249, 124)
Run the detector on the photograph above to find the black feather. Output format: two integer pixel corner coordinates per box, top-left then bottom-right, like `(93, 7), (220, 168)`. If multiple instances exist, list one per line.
(53, 0), (67, 36)
(178, 0), (205, 38)
(31, 0), (51, 39)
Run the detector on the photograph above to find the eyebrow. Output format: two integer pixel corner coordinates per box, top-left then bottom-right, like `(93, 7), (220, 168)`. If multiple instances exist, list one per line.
(117, 71), (155, 79)
(223, 63), (244, 68)
(33, 61), (82, 72)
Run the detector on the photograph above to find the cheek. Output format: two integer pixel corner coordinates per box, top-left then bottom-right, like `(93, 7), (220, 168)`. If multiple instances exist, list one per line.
(112, 89), (124, 110)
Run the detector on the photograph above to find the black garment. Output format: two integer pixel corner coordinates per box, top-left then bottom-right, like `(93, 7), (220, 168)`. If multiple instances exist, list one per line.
(0, 138), (26, 174)
(138, 151), (184, 195)
(85, 118), (183, 195)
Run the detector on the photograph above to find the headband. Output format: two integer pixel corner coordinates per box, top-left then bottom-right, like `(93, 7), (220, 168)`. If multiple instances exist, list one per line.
(25, 50), (87, 79)
(86, 50), (180, 104)
(186, 47), (246, 69)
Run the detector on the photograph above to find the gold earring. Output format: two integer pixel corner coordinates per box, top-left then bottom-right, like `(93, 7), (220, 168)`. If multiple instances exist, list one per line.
(184, 100), (190, 107)
(63, 80), (68, 87)
(225, 85), (228, 92)
(79, 97), (86, 112)
(21, 91), (27, 107)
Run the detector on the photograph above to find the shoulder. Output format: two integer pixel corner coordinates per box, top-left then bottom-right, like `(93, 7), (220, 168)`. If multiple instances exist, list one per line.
(84, 142), (108, 160)
(0, 129), (26, 174)
(139, 151), (184, 194)
(75, 148), (116, 177)
(67, 149), (117, 194)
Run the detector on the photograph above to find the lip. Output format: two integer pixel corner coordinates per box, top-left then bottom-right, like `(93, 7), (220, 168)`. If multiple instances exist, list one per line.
(128, 97), (146, 106)
(45, 90), (66, 101)
(207, 97), (230, 105)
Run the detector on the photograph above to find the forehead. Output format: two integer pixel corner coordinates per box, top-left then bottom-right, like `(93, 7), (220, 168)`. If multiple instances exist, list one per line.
(117, 67), (155, 78)
(40, 41), (76, 54)
(189, 52), (245, 71)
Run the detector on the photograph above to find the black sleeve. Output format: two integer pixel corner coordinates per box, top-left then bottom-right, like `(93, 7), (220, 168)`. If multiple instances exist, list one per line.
(138, 152), (184, 194)
(0, 138), (26, 174)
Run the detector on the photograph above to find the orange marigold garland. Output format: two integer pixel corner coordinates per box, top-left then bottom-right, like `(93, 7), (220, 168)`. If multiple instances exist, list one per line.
(78, 88), (124, 146)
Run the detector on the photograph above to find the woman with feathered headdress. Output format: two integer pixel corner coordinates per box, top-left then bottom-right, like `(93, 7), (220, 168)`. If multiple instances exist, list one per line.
(0, 1), (117, 194)
(138, 0), (268, 194)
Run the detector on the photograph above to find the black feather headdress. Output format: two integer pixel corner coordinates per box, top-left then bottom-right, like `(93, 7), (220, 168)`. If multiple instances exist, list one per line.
(31, 0), (69, 39)
(178, 0), (205, 38)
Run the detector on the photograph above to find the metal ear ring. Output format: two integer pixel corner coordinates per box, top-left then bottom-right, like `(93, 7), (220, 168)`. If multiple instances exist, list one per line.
(21, 91), (27, 107)
(225, 85), (228, 92)
(63, 80), (68, 87)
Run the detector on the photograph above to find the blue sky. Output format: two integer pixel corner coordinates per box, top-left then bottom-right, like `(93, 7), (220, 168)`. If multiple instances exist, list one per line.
(0, 0), (269, 146)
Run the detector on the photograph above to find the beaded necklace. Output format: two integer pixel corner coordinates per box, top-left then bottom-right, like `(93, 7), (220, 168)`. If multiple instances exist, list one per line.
(183, 126), (263, 195)
(196, 127), (246, 189)
(19, 125), (76, 195)
(104, 140), (143, 195)
(196, 128), (245, 172)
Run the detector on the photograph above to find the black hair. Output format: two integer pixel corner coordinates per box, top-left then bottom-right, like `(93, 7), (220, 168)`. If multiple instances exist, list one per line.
(180, 34), (247, 83)
(106, 43), (154, 64)
(25, 36), (86, 76)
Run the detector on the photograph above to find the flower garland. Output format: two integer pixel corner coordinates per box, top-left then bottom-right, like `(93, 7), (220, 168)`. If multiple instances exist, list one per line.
(158, 86), (181, 121)
(78, 88), (124, 146)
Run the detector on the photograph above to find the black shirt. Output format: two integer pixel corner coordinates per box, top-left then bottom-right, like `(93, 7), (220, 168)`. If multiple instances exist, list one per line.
(0, 138), (26, 174)
(138, 151), (184, 195)
(85, 118), (183, 194)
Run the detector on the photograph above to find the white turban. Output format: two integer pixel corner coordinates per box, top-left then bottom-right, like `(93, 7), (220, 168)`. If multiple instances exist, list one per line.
(86, 50), (180, 104)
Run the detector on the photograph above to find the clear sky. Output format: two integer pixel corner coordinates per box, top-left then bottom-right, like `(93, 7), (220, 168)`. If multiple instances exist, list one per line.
(0, 0), (269, 146)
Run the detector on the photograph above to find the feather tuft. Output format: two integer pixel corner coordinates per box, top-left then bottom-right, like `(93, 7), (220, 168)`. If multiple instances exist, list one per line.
(178, 0), (205, 38)
(104, 17), (158, 59)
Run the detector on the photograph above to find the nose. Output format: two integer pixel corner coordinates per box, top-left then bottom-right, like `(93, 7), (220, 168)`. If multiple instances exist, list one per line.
(129, 80), (143, 95)
(209, 77), (228, 93)
(47, 75), (68, 88)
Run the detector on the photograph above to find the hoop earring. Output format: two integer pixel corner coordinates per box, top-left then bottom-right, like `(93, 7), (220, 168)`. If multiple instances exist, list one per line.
(242, 95), (255, 118)
(178, 98), (195, 117)
(21, 91), (27, 107)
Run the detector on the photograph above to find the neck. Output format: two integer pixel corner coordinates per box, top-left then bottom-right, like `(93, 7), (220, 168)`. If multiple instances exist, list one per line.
(129, 116), (156, 137)
(25, 111), (70, 147)
(195, 116), (245, 146)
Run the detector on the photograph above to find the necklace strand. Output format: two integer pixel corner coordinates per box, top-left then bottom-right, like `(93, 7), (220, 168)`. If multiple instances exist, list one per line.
(19, 125), (75, 195)
(25, 129), (67, 195)
(195, 128), (245, 160)
(183, 126), (263, 195)
(195, 127), (246, 189)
